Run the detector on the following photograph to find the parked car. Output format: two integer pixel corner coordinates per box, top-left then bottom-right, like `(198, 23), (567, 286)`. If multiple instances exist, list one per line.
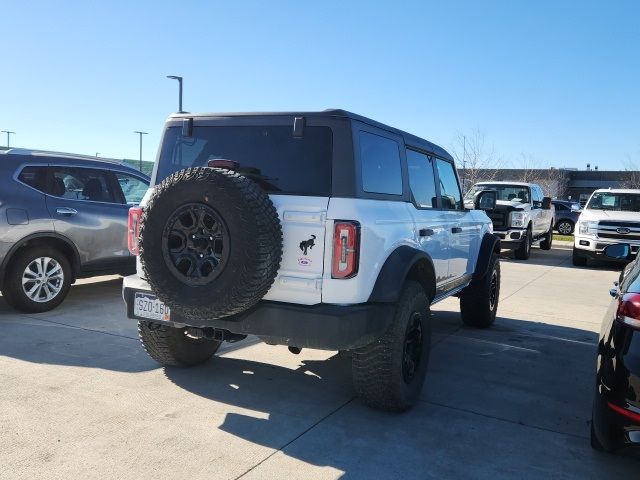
(123, 109), (501, 412)
(573, 189), (640, 266)
(552, 200), (581, 235)
(592, 243), (640, 457)
(465, 182), (555, 260)
(0, 149), (150, 312)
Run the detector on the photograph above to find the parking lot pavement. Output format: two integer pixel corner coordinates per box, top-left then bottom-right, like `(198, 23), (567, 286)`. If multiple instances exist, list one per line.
(1, 244), (637, 479)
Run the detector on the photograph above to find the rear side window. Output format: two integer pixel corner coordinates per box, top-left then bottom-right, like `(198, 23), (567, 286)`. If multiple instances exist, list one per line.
(359, 131), (402, 195)
(18, 166), (48, 192)
(48, 167), (117, 203)
(435, 159), (462, 209)
(157, 126), (333, 196)
(406, 149), (437, 208)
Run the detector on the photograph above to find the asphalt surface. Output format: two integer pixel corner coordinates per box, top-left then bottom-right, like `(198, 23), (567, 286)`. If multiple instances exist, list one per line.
(1, 242), (638, 479)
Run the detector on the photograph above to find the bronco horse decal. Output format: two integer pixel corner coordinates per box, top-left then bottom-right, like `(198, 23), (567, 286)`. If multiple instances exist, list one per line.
(299, 235), (316, 255)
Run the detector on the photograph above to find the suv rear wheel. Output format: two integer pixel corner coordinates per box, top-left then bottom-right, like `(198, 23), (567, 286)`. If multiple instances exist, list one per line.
(460, 254), (500, 328)
(138, 321), (221, 367)
(2, 246), (71, 313)
(352, 281), (431, 412)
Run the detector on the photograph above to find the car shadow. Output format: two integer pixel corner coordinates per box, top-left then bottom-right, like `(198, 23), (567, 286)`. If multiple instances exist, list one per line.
(162, 312), (638, 477)
(0, 277), (157, 373)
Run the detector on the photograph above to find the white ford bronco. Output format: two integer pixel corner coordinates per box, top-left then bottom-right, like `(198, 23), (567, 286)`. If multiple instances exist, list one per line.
(465, 181), (555, 260)
(123, 110), (501, 411)
(573, 188), (640, 266)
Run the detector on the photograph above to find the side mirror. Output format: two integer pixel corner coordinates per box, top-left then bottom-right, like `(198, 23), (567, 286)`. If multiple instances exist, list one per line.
(542, 197), (552, 210)
(475, 190), (497, 211)
(603, 244), (631, 260)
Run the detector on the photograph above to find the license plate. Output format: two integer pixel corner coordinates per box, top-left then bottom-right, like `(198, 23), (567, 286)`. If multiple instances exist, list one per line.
(133, 292), (171, 321)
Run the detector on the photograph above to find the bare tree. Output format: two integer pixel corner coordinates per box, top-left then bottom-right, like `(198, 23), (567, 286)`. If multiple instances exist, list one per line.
(515, 153), (538, 183)
(536, 167), (568, 198)
(621, 158), (640, 189)
(450, 129), (503, 195)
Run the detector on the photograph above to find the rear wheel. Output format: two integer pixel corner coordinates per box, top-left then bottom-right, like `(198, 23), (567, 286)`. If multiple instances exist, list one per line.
(1, 246), (71, 313)
(572, 247), (588, 267)
(352, 281), (431, 412)
(138, 321), (221, 367)
(556, 220), (574, 235)
(460, 254), (500, 328)
(514, 228), (531, 260)
(540, 224), (553, 250)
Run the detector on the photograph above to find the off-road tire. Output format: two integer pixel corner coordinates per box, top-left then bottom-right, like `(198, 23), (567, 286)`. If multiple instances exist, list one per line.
(572, 247), (588, 267)
(138, 321), (221, 367)
(514, 228), (532, 260)
(1, 246), (72, 313)
(540, 224), (553, 250)
(352, 281), (431, 412)
(139, 167), (282, 321)
(556, 220), (574, 235)
(460, 254), (500, 328)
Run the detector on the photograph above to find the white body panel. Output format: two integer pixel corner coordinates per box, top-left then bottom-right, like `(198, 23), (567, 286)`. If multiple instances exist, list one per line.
(135, 190), (491, 307)
(261, 195), (329, 305)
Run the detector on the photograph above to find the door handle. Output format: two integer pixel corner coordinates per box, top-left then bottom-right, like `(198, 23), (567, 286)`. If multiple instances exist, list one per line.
(451, 227), (463, 234)
(56, 207), (78, 216)
(419, 228), (434, 237)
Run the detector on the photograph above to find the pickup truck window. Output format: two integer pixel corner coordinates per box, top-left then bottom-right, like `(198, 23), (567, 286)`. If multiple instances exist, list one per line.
(468, 184), (531, 203)
(587, 192), (640, 212)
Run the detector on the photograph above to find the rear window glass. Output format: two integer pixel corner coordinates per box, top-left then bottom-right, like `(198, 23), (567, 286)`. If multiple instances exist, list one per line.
(156, 126), (333, 196)
(359, 131), (403, 195)
(18, 166), (47, 192)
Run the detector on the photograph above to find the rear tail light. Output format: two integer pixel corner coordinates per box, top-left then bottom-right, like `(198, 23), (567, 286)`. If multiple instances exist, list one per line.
(128, 207), (143, 255)
(332, 221), (360, 279)
(616, 293), (640, 330)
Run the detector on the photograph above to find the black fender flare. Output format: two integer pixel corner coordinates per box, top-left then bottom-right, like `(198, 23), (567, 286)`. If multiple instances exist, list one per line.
(0, 232), (82, 288)
(472, 233), (501, 281)
(368, 246), (436, 303)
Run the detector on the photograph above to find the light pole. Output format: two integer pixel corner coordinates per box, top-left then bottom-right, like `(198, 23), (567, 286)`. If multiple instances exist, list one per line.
(1, 130), (15, 148)
(166, 75), (184, 113)
(134, 131), (148, 172)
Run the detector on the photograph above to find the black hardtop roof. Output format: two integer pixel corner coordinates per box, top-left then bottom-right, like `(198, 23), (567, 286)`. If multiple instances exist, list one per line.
(168, 109), (453, 161)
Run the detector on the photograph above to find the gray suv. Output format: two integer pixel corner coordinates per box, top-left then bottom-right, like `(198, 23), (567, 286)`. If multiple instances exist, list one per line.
(0, 149), (149, 312)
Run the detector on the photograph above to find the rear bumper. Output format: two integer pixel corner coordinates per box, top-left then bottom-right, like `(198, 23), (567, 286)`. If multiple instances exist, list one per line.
(122, 275), (394, 351)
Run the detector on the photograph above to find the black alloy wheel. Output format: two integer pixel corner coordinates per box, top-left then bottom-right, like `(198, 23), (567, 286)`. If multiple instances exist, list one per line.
(162, 203), (230, 286)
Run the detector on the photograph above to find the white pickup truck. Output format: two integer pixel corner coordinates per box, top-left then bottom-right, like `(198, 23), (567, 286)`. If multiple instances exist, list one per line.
(466, 182), (555, 260)
(573, 188), (640, 266)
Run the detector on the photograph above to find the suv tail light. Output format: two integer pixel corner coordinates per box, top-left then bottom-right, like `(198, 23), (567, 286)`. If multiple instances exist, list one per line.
(616, 293), (640, 330)
(332, 221), (360, 279)
(128, 207), (143, 255)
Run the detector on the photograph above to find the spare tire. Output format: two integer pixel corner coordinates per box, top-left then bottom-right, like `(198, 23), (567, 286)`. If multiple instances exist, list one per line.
(139, 167), (282, 321)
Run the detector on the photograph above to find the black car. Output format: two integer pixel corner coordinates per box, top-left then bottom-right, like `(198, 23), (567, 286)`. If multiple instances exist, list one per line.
(592, 243), (640, 456)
